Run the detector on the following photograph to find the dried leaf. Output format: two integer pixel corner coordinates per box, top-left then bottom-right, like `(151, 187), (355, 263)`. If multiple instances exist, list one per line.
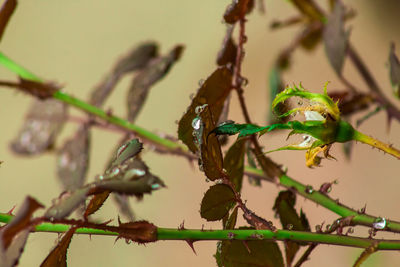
(89, 42), (158, 107)
(57, 124), (90, 191)
(0, 196), (43, 249)
(127, 45), (184, 122)
(84, 191), (110, 219)
(115, 220), (157, 244)
(224, 0), (254, 24)
(40, 228), (76, 267)
(16, 78), (59, 99)
(178, 67), (233, 153)
(389, 43), (400, 98)
(220, 237), (284, 267)
(217, 26), (237, 67)
(323, 0), (350, 76)
(11, 98), (68, 155)
(198, 105), (224, 180)
(200, 184), (236, 221)
(0, 0), (17, 42)
(44, 188), (90, 220)
(223, 139), (245, 192)
(0, 229), (29, 267)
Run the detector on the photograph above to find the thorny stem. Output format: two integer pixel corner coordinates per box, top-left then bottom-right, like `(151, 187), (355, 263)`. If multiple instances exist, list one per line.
(353, 130), (400, 159)
(1, 213), (400, 250)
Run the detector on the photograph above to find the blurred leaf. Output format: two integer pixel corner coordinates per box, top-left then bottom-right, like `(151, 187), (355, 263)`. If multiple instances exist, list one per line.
(11, 98), (68, 155)
(329, 91), (372, 116)
(116, 220), (157, 244)
(216, 95), (232, 146)
(246, 144), (261, 186)
(0, 229), (29, 267)
(44, 188), (90, 220)
(197, 105), (224, 180)
(200, 184), (236, 221)
(224, 0), (254, 24)
(57, 124), (90, 191)
(389, 43), (400, 98)
(89, 42), (158, 107)
(127, 45), (184, 122)
(108, 138), (143, 170)
(178, 66), (232, 153)
(40, 227), (76, 267)
(224, 139), (245, 192)
(353, 242), (378, 267)
(0, 0), (17, 42)
(300, 24), (322, 51)
(217, 25), (237, 67)
(0, 196), (43, 249)
(220, 236), (284, 267)
(323, 0), (350, 76)
(284, 241), (300, 267)
(112, 194), (135, 221)
(289, 0), (324, 21)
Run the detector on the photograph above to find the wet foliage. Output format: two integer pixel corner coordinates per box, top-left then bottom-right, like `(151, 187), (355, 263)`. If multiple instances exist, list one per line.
(0, 0), (400, 266)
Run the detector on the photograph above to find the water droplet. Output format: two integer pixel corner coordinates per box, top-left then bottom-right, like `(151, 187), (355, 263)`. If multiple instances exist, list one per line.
(215, 179), (223, 184)
(315, 225), (322, 232)
(240, 77), (249, 87)
(192, 117), (201, 130)
(305, 185), (314, 194)
(218, 120), (235, 127)
(227, 232), (235, 240)
(287, 224), (293, 230)
(205, 178), (210, 183)
(195, 104), (208, 114)
(198, 79), (205, 87)
(373, 217), (386, 230)
(151, 183), (161, 190)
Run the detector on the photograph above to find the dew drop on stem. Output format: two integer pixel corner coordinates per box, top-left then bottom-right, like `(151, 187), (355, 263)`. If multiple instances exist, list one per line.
(373, 217), (386, 230)
(305, 185), (314, 194)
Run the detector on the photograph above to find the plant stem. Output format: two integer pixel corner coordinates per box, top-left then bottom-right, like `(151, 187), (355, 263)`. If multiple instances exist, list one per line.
(1, 213), (400, 250)
(353, 130), (400, 159)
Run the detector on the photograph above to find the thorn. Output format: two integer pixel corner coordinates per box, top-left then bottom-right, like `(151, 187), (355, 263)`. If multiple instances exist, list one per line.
(186, 240), (197, 255)
(7, 205), (16, 215)
(179, 220), (185, 230)
(242, 241), (251, 254)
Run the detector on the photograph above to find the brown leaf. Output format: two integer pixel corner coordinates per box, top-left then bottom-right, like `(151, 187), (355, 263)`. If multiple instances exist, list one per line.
(220, 235), (284, 267)
(17, 78), (59, 99)
(84, 191), (110, 219)
(389, 43), (400, 98)
(329, 91), (373, 115)
(89, 42), (158, 107)
(57, 124), (90, 191)
(178, 67), (232, 153)
(217, 26), (237, 67)
(11, 98), (68, 155)
(0, 196), (43, 249)
(200, 184), (236, 221)
(198, 105), (224, 180)
(127, 45), (184, 122)
(40, 227), (76, 267)
(224, 0), (254, 24)
(223, 139), (245, 192)
(323, 0), (350, 76)
(44, 188), (90, 220)
(0, 0), (17, 42)
(0, 229), (30, 267)
(116, 220), (157, 244)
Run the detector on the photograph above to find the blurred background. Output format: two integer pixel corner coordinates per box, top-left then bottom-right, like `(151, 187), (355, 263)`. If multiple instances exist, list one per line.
(0, 0), (400, 266)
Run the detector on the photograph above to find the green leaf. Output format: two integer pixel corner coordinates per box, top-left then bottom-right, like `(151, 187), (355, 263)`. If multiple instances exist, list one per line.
(389, 43), (400, 99)
(178, 67), (232, 153)
(210, 121), (267, 138)
(220, 234), (284, 267)
(200, 184), (236, 221)
(224, 139), (246, 192)
(323, 0), (350, 76)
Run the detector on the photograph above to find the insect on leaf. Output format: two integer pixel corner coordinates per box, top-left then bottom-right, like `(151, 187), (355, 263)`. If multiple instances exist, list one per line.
(11, 98), (68, 155)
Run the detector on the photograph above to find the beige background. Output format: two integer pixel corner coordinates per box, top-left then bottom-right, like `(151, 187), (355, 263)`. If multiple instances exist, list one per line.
(0, 0), (400, 266)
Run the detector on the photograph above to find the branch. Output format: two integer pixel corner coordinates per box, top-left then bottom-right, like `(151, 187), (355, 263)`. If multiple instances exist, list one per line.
(0, 213), (400, 250)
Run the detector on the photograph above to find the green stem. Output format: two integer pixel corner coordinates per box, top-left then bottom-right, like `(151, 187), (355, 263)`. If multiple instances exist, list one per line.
(1, 213), (399, 250)
(353, 130), (400, 159)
